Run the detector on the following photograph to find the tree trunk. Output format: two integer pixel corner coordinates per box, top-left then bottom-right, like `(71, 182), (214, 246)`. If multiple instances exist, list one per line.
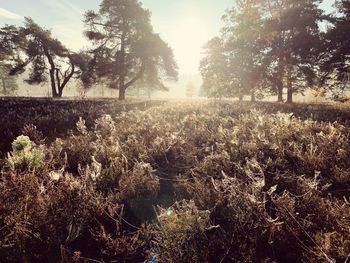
(1, 78), (6, 95)
(277, 54), (285, 103)
(251, 90), (256, 102)
(277, 83), (283, 102)
(57, 89), (63, 98)
(147, 86), (151, 100)
(118, 25), (127, 101)
(119, 87), (126, 100)
(50, 68), (59, 97)
(119, 75), (126, 100)
(44, 48), (59, 98)
(117, 21), (146, 100)
(286, 88), (293, 104)
(286, 75), (293, 104)
(56, 63), (75, 98)
(285, 66), (293, 104)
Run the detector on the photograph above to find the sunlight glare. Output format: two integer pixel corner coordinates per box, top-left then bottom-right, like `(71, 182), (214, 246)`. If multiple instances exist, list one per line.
(170, 16), (208, 74)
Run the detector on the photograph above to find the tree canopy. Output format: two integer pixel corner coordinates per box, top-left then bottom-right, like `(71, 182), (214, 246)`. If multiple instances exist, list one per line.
(320, 0), (350, 100)
(0, 18), (87, 98)
(200, 0), (347, 103)
(84, 0), (178, 100)
(0, 0), (349, 101)
(199, 37), (232, 98)
(0, 26), (20, 96)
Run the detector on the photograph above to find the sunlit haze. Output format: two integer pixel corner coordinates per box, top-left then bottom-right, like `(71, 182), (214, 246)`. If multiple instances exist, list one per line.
(0, 1), (349, 260)
(0, 0), (337, 98)
(0, 0), (233, 76)
(169, 17), (208, 74)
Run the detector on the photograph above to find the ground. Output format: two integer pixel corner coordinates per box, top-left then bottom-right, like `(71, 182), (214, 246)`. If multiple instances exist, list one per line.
(0, 99), (349, 262)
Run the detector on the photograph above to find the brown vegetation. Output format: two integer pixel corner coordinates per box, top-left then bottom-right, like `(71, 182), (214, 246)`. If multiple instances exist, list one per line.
(0, 101), (349, 262)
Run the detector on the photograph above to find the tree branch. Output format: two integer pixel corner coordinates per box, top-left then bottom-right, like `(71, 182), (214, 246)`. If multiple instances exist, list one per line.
(55, 68), (61, 89)
(59, 62), (75, 94)
(124, 63), (145, 90)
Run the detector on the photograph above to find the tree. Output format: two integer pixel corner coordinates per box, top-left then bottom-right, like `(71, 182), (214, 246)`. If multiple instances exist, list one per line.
(262, 0), (324, 103)
(0, 64), (18, 96)
(84, 0), (178, 100)
(0, 18), (86, 98)
(200, 0), (266, 101)
(200, 37), (234, 99)
(132, 67), (170, 99)
(201, 0), (324, 103)
(319, 0), (350, 100)
(223, 0), (266, 102)
(0, 26), (19, 96)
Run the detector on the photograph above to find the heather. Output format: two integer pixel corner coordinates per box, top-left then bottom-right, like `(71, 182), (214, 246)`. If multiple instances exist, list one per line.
(0, 102), (349, 262)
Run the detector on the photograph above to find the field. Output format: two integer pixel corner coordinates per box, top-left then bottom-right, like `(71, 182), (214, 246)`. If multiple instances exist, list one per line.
(0, 98), (163, 156)
(0, 100), (349, 262)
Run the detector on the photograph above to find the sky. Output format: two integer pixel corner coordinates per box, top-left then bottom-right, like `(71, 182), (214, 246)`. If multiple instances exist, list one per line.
(0, 0), (234, 75)
(0, 0), (336, 76)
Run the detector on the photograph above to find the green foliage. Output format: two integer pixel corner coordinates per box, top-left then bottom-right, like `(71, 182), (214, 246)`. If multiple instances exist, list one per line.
(201, 0), (327, 103)
(11, 135), (32, 152)
(320, 0), (350, 99)
(8, 135), (44, 169)
(263, 0), (324, 103)
(223, 0), (265, 100)
(200, 37), (232, 98)
(84, 0), (178, 100)
(0, 18), (86, 98)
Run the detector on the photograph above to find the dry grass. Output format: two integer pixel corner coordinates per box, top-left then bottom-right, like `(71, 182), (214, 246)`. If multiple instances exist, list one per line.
(0, 101), (349, 262)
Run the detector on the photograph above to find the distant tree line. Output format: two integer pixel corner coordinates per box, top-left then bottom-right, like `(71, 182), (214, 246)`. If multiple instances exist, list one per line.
(0, 0), (178, 100)
(200, 0), (350, 103)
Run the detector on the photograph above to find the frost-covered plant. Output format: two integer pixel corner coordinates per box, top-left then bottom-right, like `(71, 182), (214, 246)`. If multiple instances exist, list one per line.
(7, 135), (44, 169)
(0, 101), (349, 262)
(12, 135), (32, 152)
(153, 200), (215, 263)
(119, 162), (160, 199)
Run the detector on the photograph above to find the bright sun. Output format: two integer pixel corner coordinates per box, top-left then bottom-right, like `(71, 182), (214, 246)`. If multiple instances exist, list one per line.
(170, 17), (208, 74)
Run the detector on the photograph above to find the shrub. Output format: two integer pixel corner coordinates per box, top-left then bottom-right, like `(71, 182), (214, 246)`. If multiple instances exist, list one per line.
(0, 101), (349, 262)
(7, 135), (44, 169)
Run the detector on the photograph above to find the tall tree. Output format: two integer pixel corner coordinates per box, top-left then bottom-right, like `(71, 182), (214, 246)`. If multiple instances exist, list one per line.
(200, 0), (266, 101)
(0, 25), (20, 96)
(262, 0), (324, 103)
(223, 0), (266, 102)
(320, 0), (350, 100)
(0, 18), (86, 98)
(84, 0), (178, 100)
(200, 37), (233, 99)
